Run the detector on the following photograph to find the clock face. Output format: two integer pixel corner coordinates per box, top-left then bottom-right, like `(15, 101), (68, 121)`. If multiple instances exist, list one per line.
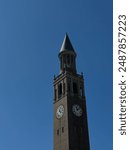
(56, 105), (64, 119)
(72, 104), (82, 117)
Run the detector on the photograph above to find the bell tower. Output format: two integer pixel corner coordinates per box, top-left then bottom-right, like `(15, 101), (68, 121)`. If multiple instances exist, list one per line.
(53, 34), (90, 150)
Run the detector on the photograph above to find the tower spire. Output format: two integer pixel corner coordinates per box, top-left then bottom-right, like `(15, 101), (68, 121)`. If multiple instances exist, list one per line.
(60, 33), (75, 53)
(59, 34), (77, 74)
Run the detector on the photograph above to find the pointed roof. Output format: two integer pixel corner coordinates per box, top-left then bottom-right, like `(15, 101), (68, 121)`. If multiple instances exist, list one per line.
(59, 33), (75, 53)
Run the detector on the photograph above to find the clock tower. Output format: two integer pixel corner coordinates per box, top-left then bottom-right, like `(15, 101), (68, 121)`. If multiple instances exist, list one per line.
(53, 34), (90, 150)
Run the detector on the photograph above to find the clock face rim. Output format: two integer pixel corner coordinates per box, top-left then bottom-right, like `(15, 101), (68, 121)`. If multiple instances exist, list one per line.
(72, 104), (82, 117)
(56, 105), (64, 119)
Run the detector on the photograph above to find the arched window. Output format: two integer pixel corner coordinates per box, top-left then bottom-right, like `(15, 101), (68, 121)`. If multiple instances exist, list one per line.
(54, 89), (57, 99)
(80, 86), (83, 96)
(67, 77), (71, 93)
(63, 83), (65, 94)
(63, 55), (66, 64)
(67, 54), (70, 64)
(73, 82), (78, 94)
(62, 127), (64, 133)
(58, 83), (62, 98)
(57, 129), (59, 135)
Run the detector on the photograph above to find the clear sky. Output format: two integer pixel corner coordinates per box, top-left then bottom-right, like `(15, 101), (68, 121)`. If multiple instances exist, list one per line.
(0, 0), (112, 150)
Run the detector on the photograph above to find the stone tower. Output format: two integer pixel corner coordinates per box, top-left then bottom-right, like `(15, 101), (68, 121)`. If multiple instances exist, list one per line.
(53, 34), (90, 150)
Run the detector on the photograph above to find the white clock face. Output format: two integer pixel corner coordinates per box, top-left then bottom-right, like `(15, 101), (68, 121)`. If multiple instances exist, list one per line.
(72, 104), (82, 117)
(56, 105), (64, 119)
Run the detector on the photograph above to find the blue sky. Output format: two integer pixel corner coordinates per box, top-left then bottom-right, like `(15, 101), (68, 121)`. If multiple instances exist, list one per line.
(0, 0), (112, 150)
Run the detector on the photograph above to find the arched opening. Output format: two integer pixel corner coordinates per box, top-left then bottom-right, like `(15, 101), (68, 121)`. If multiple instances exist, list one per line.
(58, 83), (62, 98)
(80, 86), (83, 96)
(73, 82), (78, 94)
